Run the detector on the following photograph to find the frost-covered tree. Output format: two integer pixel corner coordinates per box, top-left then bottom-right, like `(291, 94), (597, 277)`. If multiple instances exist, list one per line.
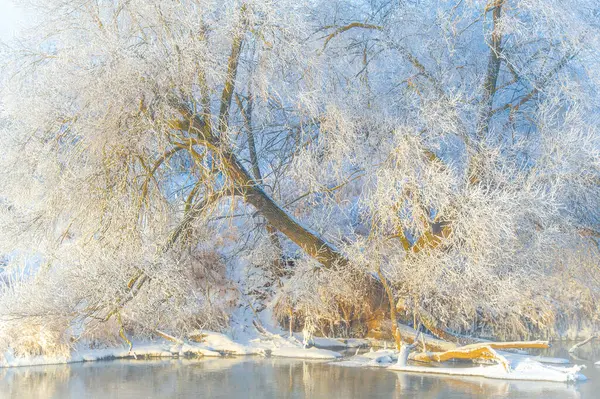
(297, 0), (600, 342)
(0, 0), (599, 355)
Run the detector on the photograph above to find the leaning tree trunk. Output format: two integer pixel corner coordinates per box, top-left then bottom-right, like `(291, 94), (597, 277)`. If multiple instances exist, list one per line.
(175, 13), (349, 270)
(221, 139), (348, 269)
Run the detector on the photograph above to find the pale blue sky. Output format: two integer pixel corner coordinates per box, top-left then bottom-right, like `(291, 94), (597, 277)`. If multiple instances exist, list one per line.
(0, 0), (26, 40)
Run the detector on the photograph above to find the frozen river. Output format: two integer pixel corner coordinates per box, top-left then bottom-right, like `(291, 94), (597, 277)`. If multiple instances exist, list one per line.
(1, 342), (599, 398)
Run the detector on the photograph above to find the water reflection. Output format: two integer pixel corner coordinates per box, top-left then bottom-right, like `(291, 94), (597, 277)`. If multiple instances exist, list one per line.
(0, 342), (598, 399)
(393, 370), (582, 398)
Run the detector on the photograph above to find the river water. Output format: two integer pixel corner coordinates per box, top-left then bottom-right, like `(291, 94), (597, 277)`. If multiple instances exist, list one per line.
(1, 342), (599, 398)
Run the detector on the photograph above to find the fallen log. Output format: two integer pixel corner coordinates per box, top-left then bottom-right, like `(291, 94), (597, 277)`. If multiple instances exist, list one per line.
(460, 340), (549, 351)
(411, 345), (511, 371)
(408, 340), (549, 371)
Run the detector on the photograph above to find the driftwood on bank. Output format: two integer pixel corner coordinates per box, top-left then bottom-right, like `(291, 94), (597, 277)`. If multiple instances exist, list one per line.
(411, 346), (511, 371)
(408, 340), (549, 370)
(460, 340), (549, 351)
(367, 324), (550, 354)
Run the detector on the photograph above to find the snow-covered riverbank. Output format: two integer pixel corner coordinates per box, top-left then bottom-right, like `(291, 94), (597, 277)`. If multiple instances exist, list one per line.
(0, 331), (345, 368)
(333, 347), (586, 383)
(0, 331), (590, 384)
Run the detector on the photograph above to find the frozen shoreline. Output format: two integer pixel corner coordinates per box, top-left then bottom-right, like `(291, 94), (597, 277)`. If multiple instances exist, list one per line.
(0, 331), (345, 369)
(332, 347), (586, 383)
(0, 333), (589, 384)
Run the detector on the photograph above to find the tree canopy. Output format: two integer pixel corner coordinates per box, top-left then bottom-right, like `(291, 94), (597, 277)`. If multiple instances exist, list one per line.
(1, 0), (599, 352)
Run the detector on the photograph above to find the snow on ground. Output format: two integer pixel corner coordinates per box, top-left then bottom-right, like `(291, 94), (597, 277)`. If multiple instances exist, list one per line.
(190, 330), (344, 359)
(334, 349), (397, 368)
(332, 348), (584, 383)
(0, 341), (224, 368)
(498, 351), (570, 365)
(389, 359), (586, 383)
(270, 347), (342, 360)
(0, 330), (348, 368)
(0, 331), (588, 384)
(191, 331), (264, 355)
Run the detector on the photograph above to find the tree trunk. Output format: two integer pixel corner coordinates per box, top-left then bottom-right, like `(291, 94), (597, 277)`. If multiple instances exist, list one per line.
(223, 149), (347, 269)
(177, 103), (348, 270)
(376, 266), (401, 349)
(178, 12), (348, 270)
(477, 0), (505, 138)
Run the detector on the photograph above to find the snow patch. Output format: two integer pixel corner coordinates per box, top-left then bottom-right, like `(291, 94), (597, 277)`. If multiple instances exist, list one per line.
(190, 330), (344, 359)
(1, 330), (348, 368)
(389, 358), (586, 383)
(333, 347), (584, 383)
(191, 331), (263, 355)
(498, 351), (570, 365)
(334, 349), (397, 368)
(270, 347), (342, 360)
(0, 341), (222, 368)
